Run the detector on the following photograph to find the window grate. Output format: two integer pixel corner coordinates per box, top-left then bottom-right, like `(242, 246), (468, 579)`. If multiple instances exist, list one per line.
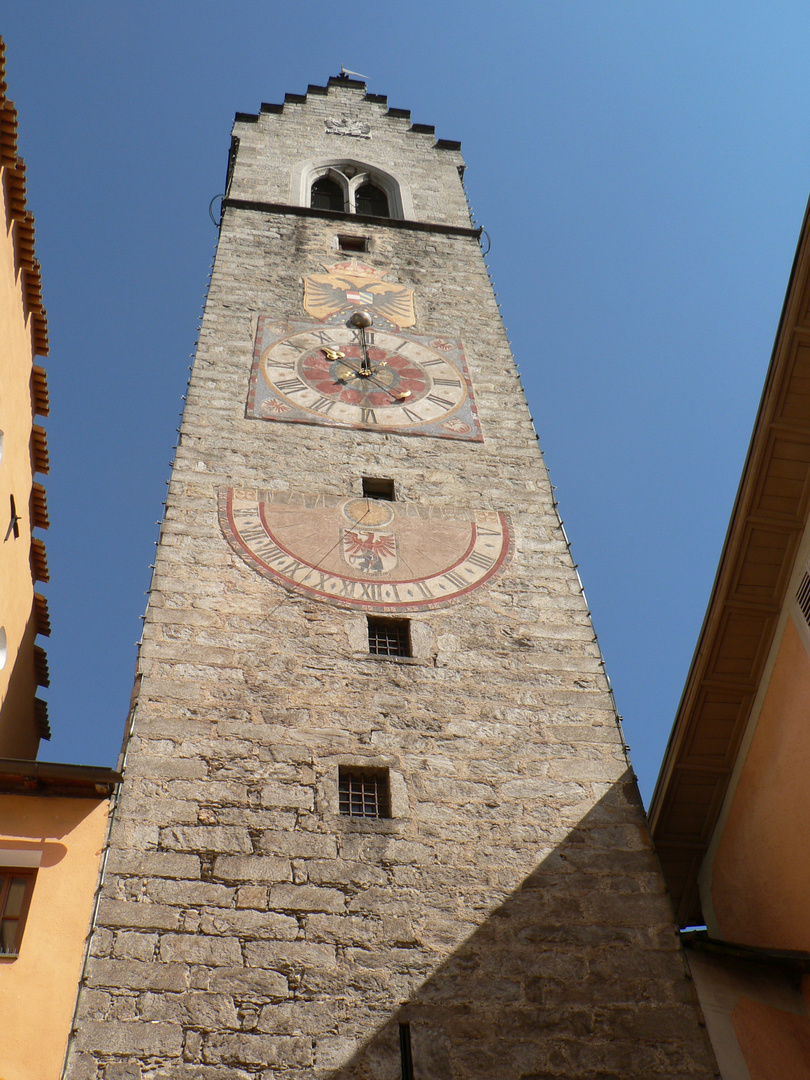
(368, 617), (410, 657)
(339, 768), (390, 819)
(797, 571), (810, 629)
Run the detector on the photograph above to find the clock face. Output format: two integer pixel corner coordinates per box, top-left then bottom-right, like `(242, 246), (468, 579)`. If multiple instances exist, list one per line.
(220, 489), (512, 613)
(247, 318), (482, 441)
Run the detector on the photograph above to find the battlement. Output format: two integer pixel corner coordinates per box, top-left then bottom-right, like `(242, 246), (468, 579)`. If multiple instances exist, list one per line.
(235, 77), (461, 154)
(228, 79), (468, 229)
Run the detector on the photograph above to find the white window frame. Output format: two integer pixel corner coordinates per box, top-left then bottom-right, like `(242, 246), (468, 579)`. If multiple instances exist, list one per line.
(291, 158), (413, 220)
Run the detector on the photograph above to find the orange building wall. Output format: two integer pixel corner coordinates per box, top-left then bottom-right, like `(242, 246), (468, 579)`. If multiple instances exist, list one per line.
(732, 994), (810, 1079)
(689, 951), (810, 1080)
(710, 615), (810, 951)
(0, 794), (109, 1080)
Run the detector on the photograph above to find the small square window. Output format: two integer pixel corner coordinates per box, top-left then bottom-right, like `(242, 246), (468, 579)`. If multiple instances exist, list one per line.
(0, 870), (35, 956)
(339, 767), (390, 819)
(362, 477), (395, 501)
(338, 234), (369, 253)
(368, 616), (411, 657)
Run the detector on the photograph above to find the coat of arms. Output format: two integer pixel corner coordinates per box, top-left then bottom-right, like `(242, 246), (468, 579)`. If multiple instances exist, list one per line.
(340, 499), (398, 573)
(325, 117), (371, 139)
(303, 261), (415, 328)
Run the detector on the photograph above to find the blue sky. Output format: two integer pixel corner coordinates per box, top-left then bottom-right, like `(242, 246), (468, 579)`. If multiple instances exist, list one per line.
(4, 3), (810, 804)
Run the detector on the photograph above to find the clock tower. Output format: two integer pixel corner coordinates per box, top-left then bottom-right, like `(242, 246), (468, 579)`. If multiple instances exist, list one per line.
(65, 78), (717, 1079)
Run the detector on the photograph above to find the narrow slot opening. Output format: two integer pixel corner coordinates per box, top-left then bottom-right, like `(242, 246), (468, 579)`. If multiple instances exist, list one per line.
(399, 1022), (414, 1080)
(362, 477), (395, 501)
(338, 234), (369, 253)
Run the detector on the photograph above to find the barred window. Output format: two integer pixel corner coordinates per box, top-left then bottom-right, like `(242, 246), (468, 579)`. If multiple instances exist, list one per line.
(338, 767), (390, 819)
(368, 617), (411, 657)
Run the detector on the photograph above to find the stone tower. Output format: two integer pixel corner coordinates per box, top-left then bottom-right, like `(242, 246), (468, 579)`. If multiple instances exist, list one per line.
(65, 78), (717, 1079)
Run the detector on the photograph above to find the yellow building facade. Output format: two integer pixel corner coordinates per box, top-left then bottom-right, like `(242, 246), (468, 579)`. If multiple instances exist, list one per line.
(0, 35), (50, 759)
(0, 763), (117, 1080)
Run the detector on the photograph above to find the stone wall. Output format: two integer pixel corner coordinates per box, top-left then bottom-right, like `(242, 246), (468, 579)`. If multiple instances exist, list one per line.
(64, 82), (717, 1080)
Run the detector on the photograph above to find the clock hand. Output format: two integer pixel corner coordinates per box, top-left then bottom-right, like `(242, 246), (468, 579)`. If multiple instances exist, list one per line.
(349, 309), (374, 376)
(320, 348), (411, 401)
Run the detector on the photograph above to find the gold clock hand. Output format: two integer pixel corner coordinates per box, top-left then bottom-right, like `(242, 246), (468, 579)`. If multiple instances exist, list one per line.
(322, 349), (411, 401)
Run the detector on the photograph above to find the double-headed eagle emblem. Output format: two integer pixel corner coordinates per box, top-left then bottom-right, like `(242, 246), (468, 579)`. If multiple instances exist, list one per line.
(303, 261), (415, 329)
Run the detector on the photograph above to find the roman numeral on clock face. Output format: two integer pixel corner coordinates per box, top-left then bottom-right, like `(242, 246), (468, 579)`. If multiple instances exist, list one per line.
(276, 377), (308, 395)
(277, 338), (305, 352)
(467, 551), (495, 570)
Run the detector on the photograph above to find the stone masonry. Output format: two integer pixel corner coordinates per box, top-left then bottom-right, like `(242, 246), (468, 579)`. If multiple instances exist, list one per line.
(64, 79), (718, 1079)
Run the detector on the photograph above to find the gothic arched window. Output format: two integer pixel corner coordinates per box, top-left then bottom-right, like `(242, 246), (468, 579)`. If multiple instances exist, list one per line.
(310, 176), (345, 212)
(300, 163), (408, 219)
(354, 182), (389, 218)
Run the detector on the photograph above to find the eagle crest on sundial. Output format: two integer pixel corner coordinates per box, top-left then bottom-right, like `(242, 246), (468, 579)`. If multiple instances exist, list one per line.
(302, 261), (415, 328)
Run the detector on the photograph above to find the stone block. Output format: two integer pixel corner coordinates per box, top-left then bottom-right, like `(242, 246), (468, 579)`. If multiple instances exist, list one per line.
(106, 850), (201, 879)
(84, 959), (187, 992)
(243, 939), (337, 971)
(212, 855), (291, 883)
(161, 825), (253, 853)
(267, 884), (345, 913)
(159, 934), (243, 966)
(207, 966), (289, 999)
(102, 1064), (142, 1080)
(200, 909), (299, 940)
(73, 1020), (183, 1057)
(260, 784), (314, 810)
(97, 900), (182, 932)
(235, 885), (267, 909)
(146, 879), (235, 908)
(203, 1034), (312, 1068)
(183, 991), (240, 1030)
(113, 932), (158, 962)
(258, 830), (337, 859)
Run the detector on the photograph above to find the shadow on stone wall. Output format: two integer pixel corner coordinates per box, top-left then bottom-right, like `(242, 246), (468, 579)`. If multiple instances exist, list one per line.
(321, 774), (716, 1080)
